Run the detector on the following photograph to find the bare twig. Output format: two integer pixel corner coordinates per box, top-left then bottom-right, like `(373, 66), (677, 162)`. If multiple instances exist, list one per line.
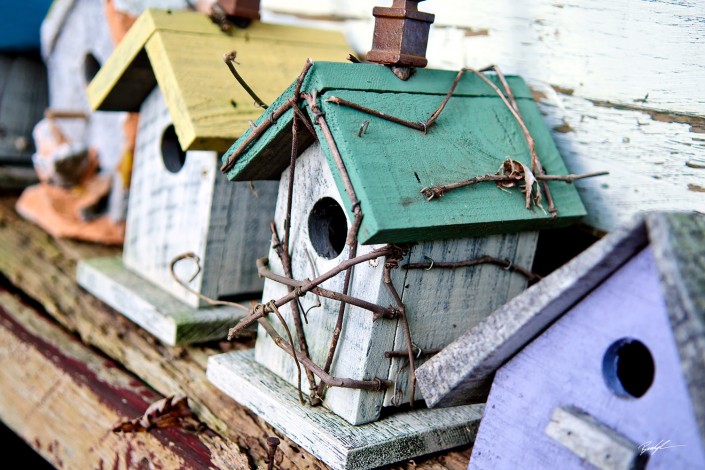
(325, 96), (426, 132)
(228, 246), (394, 339)
(221, 58), (315, 173)
(221, 100), (293, 172)
(223, 51), (268, 110)
(269, 301), (305, 404)
(256, 257), (398, 319)
(385, 348), (440, 358)
(270, 223), (318, 403)
(420, 170), (607, 202)
(383, 265), (417, 406)
(169, 253), (248, 312)
(256, 317), (391, 391)
(403, 255), (542, 283)
(315, 209), (364, 399)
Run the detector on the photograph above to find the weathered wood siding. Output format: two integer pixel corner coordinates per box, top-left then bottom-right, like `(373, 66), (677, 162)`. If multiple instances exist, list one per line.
(468, 248), (705, 469)
(123, 87), (277, 307)
(254, 142), (536, 424)
(259, 0), (705, 232)
(0, 290), (239, 469)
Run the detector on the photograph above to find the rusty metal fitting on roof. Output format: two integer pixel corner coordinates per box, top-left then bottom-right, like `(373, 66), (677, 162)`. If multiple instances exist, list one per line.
(366, 0), (435, 69)
(216, 0), (260, 21)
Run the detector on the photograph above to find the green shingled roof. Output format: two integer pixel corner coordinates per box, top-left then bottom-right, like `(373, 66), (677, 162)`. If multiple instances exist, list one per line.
(222, 62), (586, 244)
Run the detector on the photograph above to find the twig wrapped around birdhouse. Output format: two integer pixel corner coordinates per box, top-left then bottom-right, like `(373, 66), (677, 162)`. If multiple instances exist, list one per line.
(420, 159), (608, 205)
(216, 59), (558, 409)
(403, 253), (542, 283)
(324, 64), (608, 217)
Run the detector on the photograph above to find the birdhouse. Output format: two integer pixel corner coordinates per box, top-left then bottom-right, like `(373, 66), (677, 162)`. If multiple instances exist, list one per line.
(76, 9), (351, 345)
(40, 0), (127, 177)
(15, 0), (192, 242)
(417, 212), (705, 470)
(206, 18), (586, 464)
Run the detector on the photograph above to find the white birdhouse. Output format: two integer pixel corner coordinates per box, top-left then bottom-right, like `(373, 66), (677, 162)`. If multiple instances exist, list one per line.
(76, 8), (351, 344)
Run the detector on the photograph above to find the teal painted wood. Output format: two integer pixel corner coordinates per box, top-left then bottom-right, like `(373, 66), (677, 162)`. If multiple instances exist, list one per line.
(222, 62), (586, 244)
(0, 0), (53, 51)
(0, 54), (48, 164)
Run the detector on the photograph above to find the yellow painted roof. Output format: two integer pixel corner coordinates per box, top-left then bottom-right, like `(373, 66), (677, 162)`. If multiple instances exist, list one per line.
(87, 9), (350, 152)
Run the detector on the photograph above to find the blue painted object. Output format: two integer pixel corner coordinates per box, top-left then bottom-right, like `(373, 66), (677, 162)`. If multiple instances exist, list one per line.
(0, 0), (53, 52)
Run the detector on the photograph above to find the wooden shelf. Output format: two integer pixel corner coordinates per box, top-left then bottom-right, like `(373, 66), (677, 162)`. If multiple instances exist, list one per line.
(0, 194), (471, 469)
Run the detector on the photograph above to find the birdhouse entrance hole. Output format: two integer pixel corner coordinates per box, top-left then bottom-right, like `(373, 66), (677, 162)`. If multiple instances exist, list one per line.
(602, 338), (655, 399)
(161, 125), (186, 173)
(83, 53), (101, 84)
(308, 197), (348, 259)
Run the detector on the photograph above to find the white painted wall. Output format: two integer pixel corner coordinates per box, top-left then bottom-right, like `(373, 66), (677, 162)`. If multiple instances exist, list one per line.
(260, 0), (705, 232)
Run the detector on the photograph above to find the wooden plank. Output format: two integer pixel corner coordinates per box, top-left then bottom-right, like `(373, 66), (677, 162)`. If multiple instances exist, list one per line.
(647, 212), (705, 448)
(0, 165), (39, 189)
(468, 248), (705, 470)
(532, 87), (705, 232)
(86, 8), (165, 111)
(0, 289), (246, 469)
(0, 195), (472, 468)
(207, 349), (484, 470)
(383, 231), (537, 408)
(77, 257), (248, 345)
(544, 406), (645, 470)
(415, 216), (648, 408)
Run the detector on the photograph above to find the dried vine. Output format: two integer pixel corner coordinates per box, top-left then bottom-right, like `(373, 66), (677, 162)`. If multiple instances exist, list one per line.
(326, 64), (609, 216)
(403, 254), (542, 283)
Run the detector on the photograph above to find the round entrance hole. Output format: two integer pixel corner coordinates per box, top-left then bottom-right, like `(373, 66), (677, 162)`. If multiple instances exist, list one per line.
(83, 53), (101, 84)
(308, 197), (348, 259)
(161, 125), (186, 173)
(602, 338), (655, 399)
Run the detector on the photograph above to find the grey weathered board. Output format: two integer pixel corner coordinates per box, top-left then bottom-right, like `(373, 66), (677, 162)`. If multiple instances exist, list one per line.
(0, 54), (47, 166)
(207, 349), (484, 470)
(123, 87), (278, 308)
(77, 256), (248, 346)
(467, 247), (705, 469)
(253, 142), (537, 425)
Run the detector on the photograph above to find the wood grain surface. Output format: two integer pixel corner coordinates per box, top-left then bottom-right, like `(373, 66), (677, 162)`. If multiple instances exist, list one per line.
(0, 194), (472, 469)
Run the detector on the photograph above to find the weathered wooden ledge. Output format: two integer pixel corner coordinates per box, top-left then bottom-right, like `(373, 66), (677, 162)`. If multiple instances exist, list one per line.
(0, 195), (472, 469)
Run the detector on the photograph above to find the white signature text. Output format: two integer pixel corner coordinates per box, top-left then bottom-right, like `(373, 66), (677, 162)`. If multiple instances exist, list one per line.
(639, 440), (685, 456)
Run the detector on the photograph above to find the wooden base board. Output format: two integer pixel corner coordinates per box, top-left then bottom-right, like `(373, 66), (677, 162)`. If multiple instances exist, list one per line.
(77, 256), (247, 346)
(207, 349), (484, 470)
